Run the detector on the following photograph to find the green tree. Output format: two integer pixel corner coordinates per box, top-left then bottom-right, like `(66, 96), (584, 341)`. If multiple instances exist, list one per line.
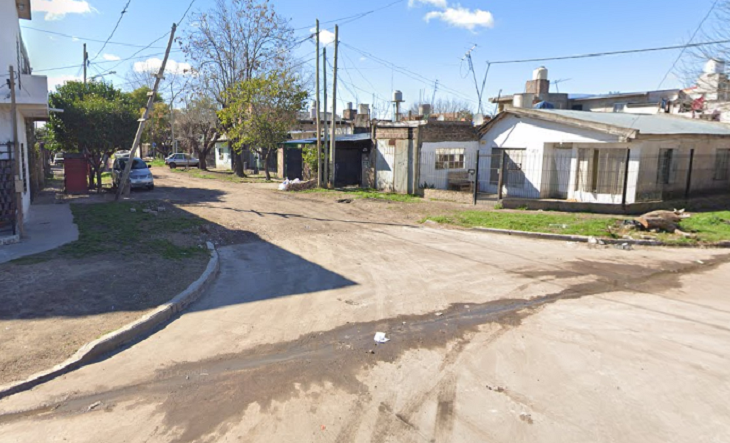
(219, 71), (308, 180)
(48, 81), (138, 191)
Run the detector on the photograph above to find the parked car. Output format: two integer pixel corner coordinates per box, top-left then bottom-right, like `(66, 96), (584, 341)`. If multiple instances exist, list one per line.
(113, 150), (130, 159)
(112, 157), (154, 191)
(165, 153), (199, 169)
(53, 152), (64, 166)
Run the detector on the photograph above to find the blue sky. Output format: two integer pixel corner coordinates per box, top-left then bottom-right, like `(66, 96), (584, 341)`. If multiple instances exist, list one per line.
(22, 0), (719, 116)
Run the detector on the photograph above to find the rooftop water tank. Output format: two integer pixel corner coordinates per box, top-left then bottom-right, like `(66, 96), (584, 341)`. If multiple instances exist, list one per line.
(392, 90), (404, 102)
(533, 66), (548, 80)
(358, 103), (370, 115)
(419, 104), (432, 115)
(705, 59), (726, 75)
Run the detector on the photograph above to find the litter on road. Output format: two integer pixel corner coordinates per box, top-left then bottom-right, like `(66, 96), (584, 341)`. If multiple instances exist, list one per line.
(374, 332), (390, 343)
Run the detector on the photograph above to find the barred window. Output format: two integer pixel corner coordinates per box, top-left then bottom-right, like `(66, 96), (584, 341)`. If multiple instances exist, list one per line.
(714, 149), (730, 181)
(435, 148), (465, 170)
(576, 148), (627, 194)
(656, 149), (677, 185)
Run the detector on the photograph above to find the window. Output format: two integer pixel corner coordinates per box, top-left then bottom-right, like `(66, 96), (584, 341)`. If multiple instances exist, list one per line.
(571, 104), (584, 111)
(714, 149), (730, 181)
(435, 148), (465, 170)
(576, 148), (627, 194)
(612, 103), (626, 113)
(656, 149), (676, 185)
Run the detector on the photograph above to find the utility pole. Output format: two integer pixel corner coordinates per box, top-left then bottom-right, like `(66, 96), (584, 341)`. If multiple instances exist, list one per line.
(170, 82), (176, 154)
(83, 43), (88, 84)
(322, 47), (329, 187)
(329, 25), (339, 188)
(116, 24), (177, 200)
(315, 20), (322, 188)
(463, 45), (482, 114)
(8, 65), (24, 236)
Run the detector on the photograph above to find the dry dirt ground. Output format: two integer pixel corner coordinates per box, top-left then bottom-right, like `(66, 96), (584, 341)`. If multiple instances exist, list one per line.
(1, 167), (729, 442)
(0, 195), (249, 386)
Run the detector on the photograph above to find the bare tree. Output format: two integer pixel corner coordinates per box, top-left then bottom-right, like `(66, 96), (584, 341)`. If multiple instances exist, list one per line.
(408, 98), (474, 120)
(182, 0), (296, 176)
(177, 95), (221, 170)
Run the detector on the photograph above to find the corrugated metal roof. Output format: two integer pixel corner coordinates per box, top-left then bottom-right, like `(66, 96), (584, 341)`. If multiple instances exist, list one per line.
(538, 110), (730, 135)
(281, 133), (371, 145)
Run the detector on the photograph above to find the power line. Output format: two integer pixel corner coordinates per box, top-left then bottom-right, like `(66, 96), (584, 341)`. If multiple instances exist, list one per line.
(295, 0), (404, 30)
(32, 48), (182, 73)
(91, 1), (132, 61)
(489, 38), (730, 65)
(341, 42), (477, 103)
(655, 0), (720, 89)
(177, 0), (197, 25)
(20, 26), (167, 49)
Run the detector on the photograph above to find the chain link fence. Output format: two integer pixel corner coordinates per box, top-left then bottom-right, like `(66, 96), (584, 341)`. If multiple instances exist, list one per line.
(419, 147), (730, 205)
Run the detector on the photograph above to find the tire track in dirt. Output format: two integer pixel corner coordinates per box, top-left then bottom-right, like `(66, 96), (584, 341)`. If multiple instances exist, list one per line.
(2, 254), (728, 442)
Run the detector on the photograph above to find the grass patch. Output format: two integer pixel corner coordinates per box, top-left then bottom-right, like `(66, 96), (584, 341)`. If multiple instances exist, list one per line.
(148, 158), (166, 167)
(12, 201), (208, 264)
(424, 211), (617, 237)
(300, 187), (421, 203)
(677, 211), (730, 243)
(423, 209), (730, 245)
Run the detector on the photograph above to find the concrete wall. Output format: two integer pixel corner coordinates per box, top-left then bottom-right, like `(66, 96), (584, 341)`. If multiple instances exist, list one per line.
(214, 142), (232, 170)
(419, 141), (479, 190)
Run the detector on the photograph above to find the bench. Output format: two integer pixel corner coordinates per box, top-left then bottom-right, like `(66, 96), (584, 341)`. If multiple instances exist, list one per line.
(447, 170), (473, 192)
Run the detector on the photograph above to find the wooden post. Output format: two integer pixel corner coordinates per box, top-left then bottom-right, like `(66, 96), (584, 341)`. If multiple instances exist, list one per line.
(473, 152), (480, 205)
(322, 47), (328, 187)
(116, 24), (177, 200)
(685, 148), (695, 199)
(497, 149), (506, 200)
(8, 65), (24, 236)
(83, 44), (87, 84)
(315, 19), (322, 188)
(329, 25), (339, 188)
(621, 148), (631, 208)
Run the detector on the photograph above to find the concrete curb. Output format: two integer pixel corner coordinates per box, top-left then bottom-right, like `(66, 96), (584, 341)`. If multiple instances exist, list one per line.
(0, 242), (219, 400)
(471, 227), (730, 248)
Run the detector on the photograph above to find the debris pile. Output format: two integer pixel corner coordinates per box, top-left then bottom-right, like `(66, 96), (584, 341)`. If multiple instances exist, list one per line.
(278, 178), (316, 192)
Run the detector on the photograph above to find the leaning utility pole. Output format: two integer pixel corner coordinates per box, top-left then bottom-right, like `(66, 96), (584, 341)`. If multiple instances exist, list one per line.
(170, 83), (176, 154)
(116, 24), (177, 200)
(329, 25), (339, 188)
(83, 43), (88, 84)
(322, 47), (329, 187)
(8, 65), (24, 236)
(315, 20), (322, 188)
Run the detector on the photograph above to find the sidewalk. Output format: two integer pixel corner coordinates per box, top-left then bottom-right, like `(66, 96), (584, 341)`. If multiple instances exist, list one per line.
(0, 204), (79, 264)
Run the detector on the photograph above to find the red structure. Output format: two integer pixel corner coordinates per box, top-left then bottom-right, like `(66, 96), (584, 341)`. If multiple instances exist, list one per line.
(63, 154), (89, 194)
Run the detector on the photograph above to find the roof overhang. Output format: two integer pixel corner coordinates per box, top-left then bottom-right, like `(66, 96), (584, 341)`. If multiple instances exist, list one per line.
(16, 0), (32, 20)
(478, 108), (638, 141)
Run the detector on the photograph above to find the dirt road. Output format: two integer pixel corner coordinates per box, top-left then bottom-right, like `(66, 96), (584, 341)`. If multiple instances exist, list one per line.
(2, 168), (729, 442)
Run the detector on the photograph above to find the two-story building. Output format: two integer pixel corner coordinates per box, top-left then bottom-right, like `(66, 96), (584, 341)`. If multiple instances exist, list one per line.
(0, 0), (49, 240)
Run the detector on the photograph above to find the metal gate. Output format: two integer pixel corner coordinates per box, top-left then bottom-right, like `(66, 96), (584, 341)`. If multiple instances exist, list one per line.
(0, 143), (17, 236)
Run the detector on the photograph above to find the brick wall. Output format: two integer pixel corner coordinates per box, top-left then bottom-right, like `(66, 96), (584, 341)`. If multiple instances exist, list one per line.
(420, 122), (477, 143)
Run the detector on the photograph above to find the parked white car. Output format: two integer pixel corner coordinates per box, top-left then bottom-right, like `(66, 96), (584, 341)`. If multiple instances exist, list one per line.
(165, 153), (199, 169)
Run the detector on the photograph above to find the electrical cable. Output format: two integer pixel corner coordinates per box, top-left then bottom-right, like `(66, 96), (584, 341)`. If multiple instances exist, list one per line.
(91, 1), (132, 61)
(20, 27), (167, 49)
(294, 0), (404, 30)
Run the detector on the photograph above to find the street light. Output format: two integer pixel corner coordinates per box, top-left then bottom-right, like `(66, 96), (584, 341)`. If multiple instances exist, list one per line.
(89, 71), (117, 81)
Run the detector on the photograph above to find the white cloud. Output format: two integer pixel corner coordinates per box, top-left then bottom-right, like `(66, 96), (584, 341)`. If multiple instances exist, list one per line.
(408, 0), (448, 8)
(133, 58), (193, 75)
(425, 6), (494, 31)
(359, 56), (367, 62)
(102, 54), (121, 61)
(310, 28), (336, 47)
(47, 75), (81, 91)
(32, 0), (96, 21)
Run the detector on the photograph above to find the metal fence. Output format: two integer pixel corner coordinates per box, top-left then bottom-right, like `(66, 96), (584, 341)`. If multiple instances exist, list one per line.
(419, 147), (730, 205)
(0, 143), (17, 236)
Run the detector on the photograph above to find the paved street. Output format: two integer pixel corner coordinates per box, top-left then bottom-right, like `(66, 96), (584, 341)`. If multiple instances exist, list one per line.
(1, 168), (729, 442)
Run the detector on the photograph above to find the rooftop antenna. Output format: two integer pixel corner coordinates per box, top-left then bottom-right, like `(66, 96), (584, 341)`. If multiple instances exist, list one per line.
(551, 78), (572, 93)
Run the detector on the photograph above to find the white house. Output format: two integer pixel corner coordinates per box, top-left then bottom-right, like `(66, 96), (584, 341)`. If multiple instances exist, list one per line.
(478, 109), (730, 204)
(0, 0), (49, 238)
